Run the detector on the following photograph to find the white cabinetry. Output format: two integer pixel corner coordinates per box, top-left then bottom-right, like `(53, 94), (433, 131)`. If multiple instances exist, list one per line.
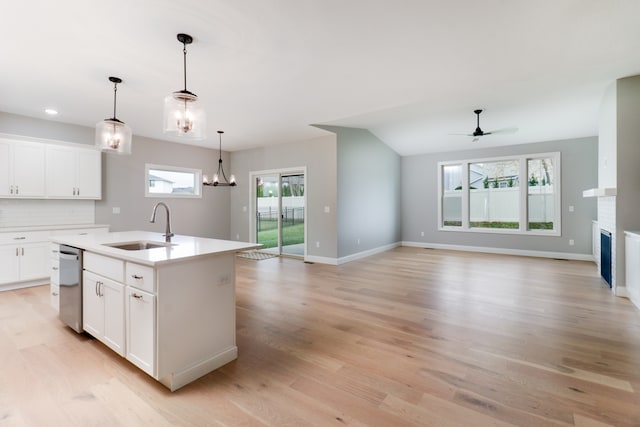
(625, 232), (640, 310)
(0, 231), (49, 285)
(46, 145), (101, 199)
(49, 244), (60, 311)
(126, 286), (155, 376)
(83, 252), (125, 356)
(0, 139), (46, 198)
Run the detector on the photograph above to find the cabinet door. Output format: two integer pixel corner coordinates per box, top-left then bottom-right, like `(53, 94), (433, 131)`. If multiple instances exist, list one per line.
(45, 145), (76, 197)
(102, 279), (125, 356)
(0, 245), (20, 284)
(126, 287), (155, 376)
(19, 242), (49, 281)
(82, 271), (104, 338)
(76, 149), (101, 199)
(0, 141), (10, 196)
(13, 142), (46, 197)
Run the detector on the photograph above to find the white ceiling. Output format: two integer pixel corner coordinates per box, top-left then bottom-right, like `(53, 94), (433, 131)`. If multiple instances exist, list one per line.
(2, 0), (640, 155)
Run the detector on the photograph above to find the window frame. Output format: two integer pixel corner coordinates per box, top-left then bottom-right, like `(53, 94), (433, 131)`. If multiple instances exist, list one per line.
(437, 152), (561, 236)
(145, 163), (202, 199)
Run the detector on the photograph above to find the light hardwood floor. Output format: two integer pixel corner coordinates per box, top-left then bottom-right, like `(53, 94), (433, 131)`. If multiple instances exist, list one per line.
(1, 247), (640, 426)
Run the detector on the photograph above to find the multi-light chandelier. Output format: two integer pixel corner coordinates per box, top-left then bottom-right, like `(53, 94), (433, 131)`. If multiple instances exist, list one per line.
(203, 131), (236, 187)
(95, 76), (132, 155)
(163, 33), (206, 139)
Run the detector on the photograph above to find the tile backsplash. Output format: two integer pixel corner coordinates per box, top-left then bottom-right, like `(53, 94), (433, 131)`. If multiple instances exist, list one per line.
(0, 199), (95, 228)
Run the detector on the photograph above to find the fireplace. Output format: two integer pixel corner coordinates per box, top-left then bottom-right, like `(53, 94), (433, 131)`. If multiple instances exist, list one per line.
(600, 229), (612, 287)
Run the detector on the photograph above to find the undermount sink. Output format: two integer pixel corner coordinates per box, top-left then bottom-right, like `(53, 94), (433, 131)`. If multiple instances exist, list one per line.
(103, 241), (174, 251)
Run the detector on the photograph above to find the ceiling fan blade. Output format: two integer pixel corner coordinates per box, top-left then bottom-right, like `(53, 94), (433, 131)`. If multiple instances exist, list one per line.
(472, 137), (480, 142)
(448, 132), (473, 136)
(485, 127), (519, 135)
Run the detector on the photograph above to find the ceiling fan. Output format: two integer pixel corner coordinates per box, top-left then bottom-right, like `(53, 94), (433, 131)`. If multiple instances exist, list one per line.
(451, 109), (518, 142)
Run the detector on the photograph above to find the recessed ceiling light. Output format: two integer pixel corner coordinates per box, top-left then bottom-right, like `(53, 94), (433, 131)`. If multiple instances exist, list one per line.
(45, 109), (58, 115)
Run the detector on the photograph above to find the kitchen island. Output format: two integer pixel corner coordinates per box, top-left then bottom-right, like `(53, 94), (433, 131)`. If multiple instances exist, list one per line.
(50, 231), (260, 391)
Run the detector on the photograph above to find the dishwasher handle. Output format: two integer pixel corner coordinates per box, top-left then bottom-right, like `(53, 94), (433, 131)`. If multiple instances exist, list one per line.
(59, 252), (79, 261)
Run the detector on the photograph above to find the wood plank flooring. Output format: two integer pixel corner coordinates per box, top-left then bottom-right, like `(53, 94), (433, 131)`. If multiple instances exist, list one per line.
(1, 247), (640, 426)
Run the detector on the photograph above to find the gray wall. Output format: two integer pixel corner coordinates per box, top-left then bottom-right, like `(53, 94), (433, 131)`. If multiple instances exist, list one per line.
(318, 126), (401, 258)
(229, 133), (338, 259)
(615, 75), (640, 287)
(402, 137), (598, 255)
(0, 111), (230, 239)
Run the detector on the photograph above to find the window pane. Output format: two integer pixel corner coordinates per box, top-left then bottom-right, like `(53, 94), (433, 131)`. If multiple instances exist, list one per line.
(469, 160), (520, 229)
(442, 164), (462, 227)
(146, 164), (202, 198)
(527, 158), (554, 230)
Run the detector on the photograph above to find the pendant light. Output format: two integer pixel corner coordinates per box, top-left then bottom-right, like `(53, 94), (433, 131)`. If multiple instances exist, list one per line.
(203, 131), (236, 187)
(163, 33), (206, 139)
(95, 77), (132, 155)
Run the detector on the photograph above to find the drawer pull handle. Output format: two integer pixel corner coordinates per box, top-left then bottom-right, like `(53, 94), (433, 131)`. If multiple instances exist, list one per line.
(13, 237), (26, 240)
(52, 250), (59, 253)
(132, 293), (143, 299)
(52, 267), (59, 271)
(132, 274), (143, 280)
(52, 292), (59, 296)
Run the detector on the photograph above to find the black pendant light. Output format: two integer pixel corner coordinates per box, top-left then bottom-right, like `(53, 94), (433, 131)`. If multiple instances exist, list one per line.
(203, 131), (236, 187)
(163, 33), (206, 139)
(95, 76), (132, 154)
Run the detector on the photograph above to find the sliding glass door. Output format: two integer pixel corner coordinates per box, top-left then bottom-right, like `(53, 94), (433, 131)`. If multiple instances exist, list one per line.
(254, 171), (305, 257)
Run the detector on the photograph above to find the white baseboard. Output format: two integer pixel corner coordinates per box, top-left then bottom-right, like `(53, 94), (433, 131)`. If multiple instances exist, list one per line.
(337, 242), (401, 265)
(304, 255), (338, 265)
(0, 279), (48, 292)
(401, 241), (595, 261)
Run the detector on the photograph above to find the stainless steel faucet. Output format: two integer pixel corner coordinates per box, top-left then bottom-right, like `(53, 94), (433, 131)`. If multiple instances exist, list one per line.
(150, 202), (174, 242)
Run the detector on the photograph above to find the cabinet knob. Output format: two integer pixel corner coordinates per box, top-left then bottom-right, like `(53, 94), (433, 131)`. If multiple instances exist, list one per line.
(52, 292), (59, 296)
(52, 267), (59, 271)
(132, 274), (143, 280)
(132, 293), (144, 299)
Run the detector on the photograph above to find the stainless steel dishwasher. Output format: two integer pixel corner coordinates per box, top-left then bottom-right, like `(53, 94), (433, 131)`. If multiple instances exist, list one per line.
(59, 245), (83, 333)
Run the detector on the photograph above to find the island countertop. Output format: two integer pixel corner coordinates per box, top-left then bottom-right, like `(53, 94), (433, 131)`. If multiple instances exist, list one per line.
(50, 230), (261, 266)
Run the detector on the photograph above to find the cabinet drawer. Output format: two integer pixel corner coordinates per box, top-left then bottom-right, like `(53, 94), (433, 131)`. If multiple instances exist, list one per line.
(84, 252), (124, 282)
(50, 257), (60, 284)
(125, 262), (155, 293)
(0, 230), (49, 245)
(50, 243), (60, 260)
(50, 283), (59, 312)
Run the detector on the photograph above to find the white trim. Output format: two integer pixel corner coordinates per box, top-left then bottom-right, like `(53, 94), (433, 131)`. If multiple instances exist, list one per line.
(337, 242), (401, 265)
(304, 255), (338, 265)
(401, 241), (594, 261)
(615, 286), (628, 298)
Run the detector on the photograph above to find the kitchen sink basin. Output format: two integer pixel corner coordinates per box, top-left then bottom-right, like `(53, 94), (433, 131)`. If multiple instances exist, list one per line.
(103, 241), (174, 251)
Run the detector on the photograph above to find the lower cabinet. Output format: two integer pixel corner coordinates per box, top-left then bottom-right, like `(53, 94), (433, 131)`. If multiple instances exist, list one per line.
(125, 286), (156, 376)
(83, 270), (125, 356)
(49, 243), (60, 311)
(0, 241), (49, 285)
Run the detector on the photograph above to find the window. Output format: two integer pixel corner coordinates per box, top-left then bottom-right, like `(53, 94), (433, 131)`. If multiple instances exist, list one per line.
(438, 152), (560, 235)
(145, 164), (202, 198)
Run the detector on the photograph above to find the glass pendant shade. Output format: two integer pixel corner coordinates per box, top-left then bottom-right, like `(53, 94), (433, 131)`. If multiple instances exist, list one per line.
(95, 76), (132, 155)
(163, 90), (206, 139)
(95, 118), (132, 155)
(164, 33), (206, 140)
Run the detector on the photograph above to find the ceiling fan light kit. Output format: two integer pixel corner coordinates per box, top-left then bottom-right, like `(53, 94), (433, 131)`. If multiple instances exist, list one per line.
(163, 33), (206, 140)
(95, 76), (132, 155)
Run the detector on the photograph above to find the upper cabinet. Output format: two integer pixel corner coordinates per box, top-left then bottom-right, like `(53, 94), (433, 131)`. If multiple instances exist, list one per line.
(46, 145), (101, 199)
(0, 137), (102, 200)
(0, 140), (46, 198)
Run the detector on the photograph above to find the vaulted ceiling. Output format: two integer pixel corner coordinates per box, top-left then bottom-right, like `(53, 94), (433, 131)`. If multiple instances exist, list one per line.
(2, 1), (640, 155)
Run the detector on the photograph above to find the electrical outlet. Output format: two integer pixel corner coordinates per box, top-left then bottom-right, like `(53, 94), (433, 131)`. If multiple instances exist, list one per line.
(112, 207), (120, 214)
(421, 231), (425, 237)
(569, 205), (574, 212)
(242, 206), (247, 212)
(357, 238), (360, 245)
(236, 233), (240, 240)
(324, 206), (331, 213)
(316, 241), (320, 248)
(569, 239), (575, 246)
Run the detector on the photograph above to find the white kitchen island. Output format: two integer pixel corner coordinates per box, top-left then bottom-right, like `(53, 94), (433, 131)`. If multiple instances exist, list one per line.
(50, 231), (260, 391)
